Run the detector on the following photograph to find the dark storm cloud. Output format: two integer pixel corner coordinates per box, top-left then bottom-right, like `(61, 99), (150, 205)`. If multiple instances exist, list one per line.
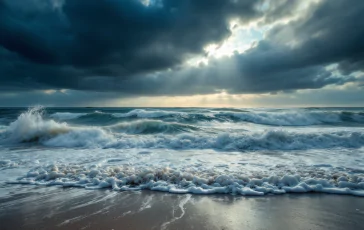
(76, 48), (349, 95)
(0, 89), (125, 107)
(0, 0), (260, 88)
(0, 0), (363, 97)
(140, 0), (364, 95)
(266, 0), (364, 74)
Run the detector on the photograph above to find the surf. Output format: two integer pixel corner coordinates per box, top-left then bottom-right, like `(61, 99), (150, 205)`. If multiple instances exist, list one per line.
(48, 108), (364, 126)
(1, 107), (364, 150)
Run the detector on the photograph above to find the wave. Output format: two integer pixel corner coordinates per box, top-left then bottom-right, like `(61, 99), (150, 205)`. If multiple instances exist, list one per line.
(2, 107), (364, 150)
(102, 130), (364, 151)
(0, 107), (113, 147)
(49, 109), (218, 125)
(109, 120), (199, 134)
(47, 109), (364, 126)
(50, 112), (87, 120)
(9, 164), (364, 196)
(2, 108), (364, 197)
(1, 107), (70, 143)
(112, 109), (187, 118)
(216, 110), (364, 126)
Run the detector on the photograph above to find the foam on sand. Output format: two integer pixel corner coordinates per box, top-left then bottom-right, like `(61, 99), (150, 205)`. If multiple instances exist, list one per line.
(8, 163), (364, 197)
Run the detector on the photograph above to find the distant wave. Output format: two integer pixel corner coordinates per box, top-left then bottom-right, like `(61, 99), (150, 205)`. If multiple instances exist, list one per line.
(48, 109), (364, 126)
(109, 120), (200, 134)
(112, 109), (187, 118)
(216, 110), (364, 126)
(50, 112), (87, 120)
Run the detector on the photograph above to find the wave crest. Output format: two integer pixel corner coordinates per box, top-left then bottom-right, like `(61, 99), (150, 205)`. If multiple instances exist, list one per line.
(216, 110), (364, 126)
(113, 109), (186, 118)
(48, 109), (364, 126)
(50, 112), (86, 120)
(0, 107), (114, 147)
(1, 107), (70, 143)
(30, 129), (364, 150)
(109, 120), (199, 134)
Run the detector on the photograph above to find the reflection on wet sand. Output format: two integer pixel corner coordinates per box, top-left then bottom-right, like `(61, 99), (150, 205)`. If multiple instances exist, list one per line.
(0, 185), (363, 230)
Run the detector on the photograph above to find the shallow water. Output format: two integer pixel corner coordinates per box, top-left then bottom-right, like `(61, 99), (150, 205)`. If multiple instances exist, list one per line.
(0, 107), (364, 196)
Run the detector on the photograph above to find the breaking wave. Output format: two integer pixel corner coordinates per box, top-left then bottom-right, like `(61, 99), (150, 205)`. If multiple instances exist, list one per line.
(1, 107), (70, 143)
(112, 109), (186, 118)
(0, 107), (112, 147)
(47, 109), (364, 126)
(1, 107), (364, 150)
(109, 120), (200, 134)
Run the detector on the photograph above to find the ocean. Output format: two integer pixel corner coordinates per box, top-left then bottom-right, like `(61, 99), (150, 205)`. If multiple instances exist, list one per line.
(0, 106), (364, 196)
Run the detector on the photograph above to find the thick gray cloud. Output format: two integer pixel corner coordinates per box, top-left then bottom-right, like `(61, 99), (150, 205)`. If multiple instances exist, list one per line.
(266, 0), (364, 73)
(0, 89), (124, 107)
(0, 0), (260, 89)
(0, 0), (363, 99)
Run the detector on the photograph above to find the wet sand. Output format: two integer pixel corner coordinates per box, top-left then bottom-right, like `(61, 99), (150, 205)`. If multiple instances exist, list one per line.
(0, 185), (364, 230)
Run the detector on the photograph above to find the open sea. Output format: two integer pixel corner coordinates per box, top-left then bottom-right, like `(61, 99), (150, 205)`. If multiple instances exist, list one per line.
(0, 107), (364, 196)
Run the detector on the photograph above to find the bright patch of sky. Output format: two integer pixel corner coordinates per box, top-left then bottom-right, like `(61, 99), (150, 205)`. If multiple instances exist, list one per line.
(187, 23), (264, 67)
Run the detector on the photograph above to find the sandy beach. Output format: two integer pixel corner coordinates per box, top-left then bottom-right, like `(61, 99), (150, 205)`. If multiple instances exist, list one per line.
(0, 185), (363, 230)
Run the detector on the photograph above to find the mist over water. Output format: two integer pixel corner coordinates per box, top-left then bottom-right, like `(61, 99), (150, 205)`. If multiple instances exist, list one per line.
(1, 107), (364, 196)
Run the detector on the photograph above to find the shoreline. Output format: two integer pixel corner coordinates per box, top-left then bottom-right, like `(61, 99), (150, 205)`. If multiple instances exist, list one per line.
(1, 185), (363, 230)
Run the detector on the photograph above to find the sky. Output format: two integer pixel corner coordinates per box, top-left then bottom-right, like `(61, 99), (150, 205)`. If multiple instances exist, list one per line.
(0, 0), (363, 107)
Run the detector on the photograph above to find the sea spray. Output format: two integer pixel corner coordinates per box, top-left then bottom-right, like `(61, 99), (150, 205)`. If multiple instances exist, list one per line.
(1, 107), (364, 150)
(0, 107), (115, 147)
(1, 106), (364, 197)
(1, 106), (69, 143)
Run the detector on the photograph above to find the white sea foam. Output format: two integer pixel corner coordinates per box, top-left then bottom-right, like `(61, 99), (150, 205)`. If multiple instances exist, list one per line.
(8, 163), (364, 197)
